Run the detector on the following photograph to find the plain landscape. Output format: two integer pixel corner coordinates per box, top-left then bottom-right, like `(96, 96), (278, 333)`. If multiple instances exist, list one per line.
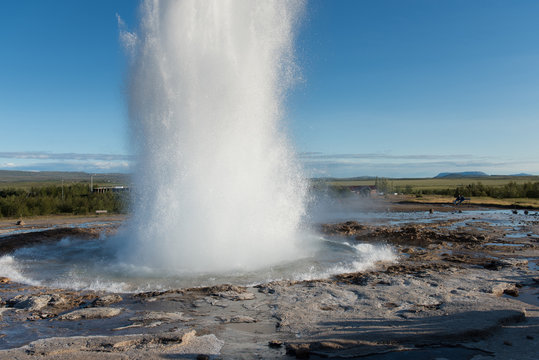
(2, 1), (539, 359)
(0, 170), (537, 359)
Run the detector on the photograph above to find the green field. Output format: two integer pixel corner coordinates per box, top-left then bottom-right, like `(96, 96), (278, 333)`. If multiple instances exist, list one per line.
(0, 170), (130, 190)
(1, 170), (538, 217)
(0, 171), (131, 218)
(400, 194), (539, 209)
(326, 176), (539, 192)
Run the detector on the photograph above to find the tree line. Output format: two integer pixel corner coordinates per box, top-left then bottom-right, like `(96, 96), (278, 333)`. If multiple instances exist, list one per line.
(451, 181), (539, 198)
(393, 181), (539, 198)
(321, 179), (539, 199)
(0, 184), (128, 218)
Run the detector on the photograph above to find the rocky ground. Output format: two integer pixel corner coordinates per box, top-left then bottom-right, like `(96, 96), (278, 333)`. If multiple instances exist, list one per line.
(0, 205), (537, 359)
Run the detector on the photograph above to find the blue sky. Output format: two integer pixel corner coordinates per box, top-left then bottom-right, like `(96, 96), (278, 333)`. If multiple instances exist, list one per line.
(1, 0), (538, 177)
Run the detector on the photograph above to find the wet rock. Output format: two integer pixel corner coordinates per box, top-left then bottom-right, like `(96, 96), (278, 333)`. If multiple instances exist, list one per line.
(48, 293), (73, 309)
(217, 315), (256, 323)
(192, 299), (208, 308)
(0, 308), (10, 320)
(214, 290), (255, 301)
(91, 294), (123, 307)
(27, 312), (55, 321)
(197, 355), (210, 360)
(491, 283), (519, 297)
(503, 287), (519, 297)
(16, 220), (25, 226)
(0, 277), (11, 284)
(57, 307), (122, 320)
(321, 221), (366, 236)
(453, 232), (481, 242)
(268, 340), (283, 348)
(0, 227), (102, 254)
(334, 272), (371, 285)
(257, 286), (276, 294)
(483, 260), (510, 271)
(384, 263), (451, 276)
(316, 341), (344, 350)
(286, 343), (311, 358)
(9, 294), (52, 311)
(0, 330), (224, 358)
(129, 311), (188, 322)
(198, 284), (247, 295)
(356, 224), (446, 246)
(6, 292), (88, 314)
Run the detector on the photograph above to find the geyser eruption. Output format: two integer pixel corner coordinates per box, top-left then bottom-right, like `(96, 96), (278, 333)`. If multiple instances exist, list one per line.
(124, 0), (307, 273)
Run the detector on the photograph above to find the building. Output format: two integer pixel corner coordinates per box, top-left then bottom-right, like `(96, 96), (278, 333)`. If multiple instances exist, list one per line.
(92, 186), (130, 194)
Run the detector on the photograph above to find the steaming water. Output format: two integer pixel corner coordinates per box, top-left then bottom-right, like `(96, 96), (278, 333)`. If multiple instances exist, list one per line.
(2, 207), (534, 292)
(0, 234), (396, 292)
(119, 0), (308, 273)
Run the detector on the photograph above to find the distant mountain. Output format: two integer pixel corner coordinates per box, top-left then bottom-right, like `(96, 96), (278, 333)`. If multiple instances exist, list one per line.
(509, 173), (533, 176)
(342, 176), (377, 181)
(435, 171), (489, 178)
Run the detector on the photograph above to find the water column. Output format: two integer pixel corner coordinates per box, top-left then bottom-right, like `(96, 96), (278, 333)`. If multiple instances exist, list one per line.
(124, 0), (307, 273)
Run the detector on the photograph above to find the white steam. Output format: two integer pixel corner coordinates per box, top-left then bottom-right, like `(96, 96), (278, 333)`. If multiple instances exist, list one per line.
(118, 0), (308, 273)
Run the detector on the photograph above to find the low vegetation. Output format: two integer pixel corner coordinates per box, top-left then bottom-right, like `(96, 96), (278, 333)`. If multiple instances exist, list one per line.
(328, 176), (539, 199)
(1, 171), (538, 218)
(0, 184), (128, 218)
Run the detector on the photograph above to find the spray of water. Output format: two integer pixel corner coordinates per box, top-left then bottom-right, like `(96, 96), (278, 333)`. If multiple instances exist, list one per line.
(120, 0), (308, 273)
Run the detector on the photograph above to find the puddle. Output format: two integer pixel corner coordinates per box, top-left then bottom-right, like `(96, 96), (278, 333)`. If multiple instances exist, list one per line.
(512, 285), (539, 307)
(359, 346), (492, 359)
(505, 232), (533, 238)
(526, 258), (539, 271)
(0, 221), (119, 238)
(485, 243), (524, 247)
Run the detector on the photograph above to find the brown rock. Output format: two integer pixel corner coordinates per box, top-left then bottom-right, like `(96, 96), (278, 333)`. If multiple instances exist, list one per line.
(57, 307), (122, 320)
(503, 287), (519, 297)
(268, 340), (283, 348)
(321, 221), (366, 236)
(214, 290), (255, 301)
(317, 341), (343, 350)
(286, 343), (311, 358)
(91, 294), (123, 307)
(9, 295), (52, 311)
(217, 315), (256, 323)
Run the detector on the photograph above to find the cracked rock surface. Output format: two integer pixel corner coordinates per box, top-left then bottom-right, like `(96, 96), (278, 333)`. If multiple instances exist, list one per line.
(0, 205), (538, 358)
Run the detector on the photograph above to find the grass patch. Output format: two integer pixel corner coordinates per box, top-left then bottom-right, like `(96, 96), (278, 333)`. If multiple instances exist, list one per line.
(327, 176), (539, 192)
(400, 194), (539, 209)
